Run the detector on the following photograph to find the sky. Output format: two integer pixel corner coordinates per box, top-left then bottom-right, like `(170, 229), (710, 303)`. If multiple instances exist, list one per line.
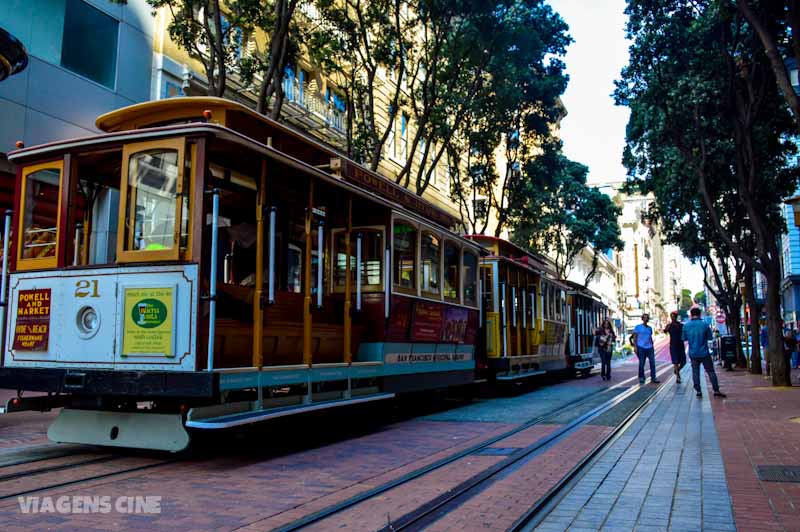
(546, 0), (631, 184)
(544, 0), (707, 293)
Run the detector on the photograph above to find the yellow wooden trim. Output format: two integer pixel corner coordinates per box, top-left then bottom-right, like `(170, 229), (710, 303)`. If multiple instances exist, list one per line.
(96, 97), (228, 131)
(303, 179), (314, 366)
(182, 143), (197, 261)
(343, 195), (352, 364)
(253, 160), (267, 369)
(16, 160), (64, 271)
(116, 137), (186, 264)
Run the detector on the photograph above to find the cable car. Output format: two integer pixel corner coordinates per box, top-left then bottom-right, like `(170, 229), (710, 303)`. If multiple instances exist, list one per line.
(0, 98), (483, 451)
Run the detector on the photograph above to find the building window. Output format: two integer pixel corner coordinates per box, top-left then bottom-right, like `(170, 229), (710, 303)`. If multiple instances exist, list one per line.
(400, 113), (409, 161)
(60, 0), (119, 89)
(473, 198), (487, 222)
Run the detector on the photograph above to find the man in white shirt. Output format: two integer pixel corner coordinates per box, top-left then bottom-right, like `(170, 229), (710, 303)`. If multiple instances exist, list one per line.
(633, 313), (659, 384)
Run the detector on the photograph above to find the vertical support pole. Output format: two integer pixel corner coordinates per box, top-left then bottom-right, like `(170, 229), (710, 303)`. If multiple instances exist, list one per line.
(303, 180), (314, 368)
(73, 224), (82, 266)
(500, 282), (507, 358)
(384, 247), (390, 319)
(317, 221), (324, 308)
(253, 160), (267, 369)
(522, 287), (527, 355)
(512, 287), (517, 327)
(479, 270), (484, 327)
(356, 233), (362, 312)
(268, 207), (276, 304)
(0, 210), (12, 366)
(207, 189), (220, 372)
(343, 196), (352, 363)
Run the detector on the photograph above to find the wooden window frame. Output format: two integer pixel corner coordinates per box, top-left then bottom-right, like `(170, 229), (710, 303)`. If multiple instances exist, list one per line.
(16, 160), (65, 271)
(116, 137), (188, 263)
(329, 225), (385, 294)
(441, 240), (460, 304)
(391, 216), (419, 296)
(420, 229), (442, 299)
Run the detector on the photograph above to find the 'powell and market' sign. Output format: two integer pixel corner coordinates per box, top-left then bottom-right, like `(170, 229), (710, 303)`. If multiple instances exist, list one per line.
(13, 288), (51, 351)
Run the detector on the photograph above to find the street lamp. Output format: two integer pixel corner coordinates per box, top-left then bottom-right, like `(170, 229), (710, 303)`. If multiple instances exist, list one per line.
(0, 27), (28, 82)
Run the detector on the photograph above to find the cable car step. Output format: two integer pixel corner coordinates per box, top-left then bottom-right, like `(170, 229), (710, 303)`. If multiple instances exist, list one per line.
(496, 370), (546, 381)
(186, 393), (396, 429)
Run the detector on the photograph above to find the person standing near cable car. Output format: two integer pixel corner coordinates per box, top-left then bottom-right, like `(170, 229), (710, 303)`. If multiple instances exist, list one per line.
(664, 311), (686, 383)
(633, 313), (659, 384)
(595, 318), (616, 381)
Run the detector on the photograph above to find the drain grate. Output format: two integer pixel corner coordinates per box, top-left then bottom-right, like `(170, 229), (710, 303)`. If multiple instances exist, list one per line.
(473, 447), (520, 456)
(756, 465), (800, 482)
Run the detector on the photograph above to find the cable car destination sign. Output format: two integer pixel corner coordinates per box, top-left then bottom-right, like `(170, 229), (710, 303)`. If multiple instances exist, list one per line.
(13, 288), (51, 351)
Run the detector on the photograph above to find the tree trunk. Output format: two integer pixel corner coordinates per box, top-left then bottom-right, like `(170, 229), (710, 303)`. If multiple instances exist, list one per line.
(765, 263), (791, 385)
(727, 300), (746, 367)
(745, 263), (763, 374)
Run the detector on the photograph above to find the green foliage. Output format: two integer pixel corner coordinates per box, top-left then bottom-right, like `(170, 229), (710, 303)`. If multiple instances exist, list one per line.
(694, 290), (706, 306)
(616, 0), (800, 384)
(510, 144), (624, 284)
(679, 289), (693, 313)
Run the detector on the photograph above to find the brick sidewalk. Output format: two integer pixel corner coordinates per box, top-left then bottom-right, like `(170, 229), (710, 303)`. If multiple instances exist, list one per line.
(711, 366), (800, 532)
(534, 364), (735, 532)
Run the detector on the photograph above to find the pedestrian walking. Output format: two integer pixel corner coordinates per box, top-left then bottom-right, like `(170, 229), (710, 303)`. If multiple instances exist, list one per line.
(784, 329), (797, 369)
(633, 313), (659, 384)
(664, 311), (686, 383)
(682, 307), (726, 398)
(595, 319), (616, 381)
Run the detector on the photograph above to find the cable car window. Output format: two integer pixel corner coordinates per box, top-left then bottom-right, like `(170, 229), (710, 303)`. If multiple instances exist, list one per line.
(421, 231), (440, 296)
(118, 139), (187, 262)
(18, 163), (63, 269)
(443, 241), (460, 300)
(393, 220), (417, 292)
(332, 229), (383, 290)
(463, 251), (478, 306)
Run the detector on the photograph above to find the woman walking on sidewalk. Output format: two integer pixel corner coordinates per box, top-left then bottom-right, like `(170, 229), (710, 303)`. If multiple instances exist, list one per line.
(664, 311), (686, 383)
(595, 319), (616, 381)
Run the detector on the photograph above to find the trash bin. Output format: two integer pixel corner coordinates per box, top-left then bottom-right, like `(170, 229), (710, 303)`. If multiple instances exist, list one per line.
(719, 335), (737, 368)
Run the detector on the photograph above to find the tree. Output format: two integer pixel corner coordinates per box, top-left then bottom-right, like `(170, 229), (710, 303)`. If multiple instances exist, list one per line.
(694, 291), (707, 306)
(147, 0), (259, 97)
(733, 0), (800, 130)
(616, 0), (799, 385)
(510, 148), (624, 284)
(679, 289), (693, 318)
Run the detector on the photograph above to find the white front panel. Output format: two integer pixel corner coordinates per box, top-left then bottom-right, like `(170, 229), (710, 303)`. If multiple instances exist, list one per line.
(5, 265), (198, 371)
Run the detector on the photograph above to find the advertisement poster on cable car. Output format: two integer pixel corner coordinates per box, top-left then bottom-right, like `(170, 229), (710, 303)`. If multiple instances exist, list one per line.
(122, 287), (175, 357)
(12, 288), (51, 351)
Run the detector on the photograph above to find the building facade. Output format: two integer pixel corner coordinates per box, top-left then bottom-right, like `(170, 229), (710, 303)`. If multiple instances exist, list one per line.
(0, 0), (155, 186)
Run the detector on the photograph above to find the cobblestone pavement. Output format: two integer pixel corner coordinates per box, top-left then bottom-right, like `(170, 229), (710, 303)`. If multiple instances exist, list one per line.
(534, 364), (735, 532)
(711, 366), (800, 532)
(0, 389), (55, 449)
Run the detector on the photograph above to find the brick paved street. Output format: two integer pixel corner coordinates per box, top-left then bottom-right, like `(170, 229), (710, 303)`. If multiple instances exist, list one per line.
(0, 341), (669, 531)
(533, 364), (735, 532)
(711, 366), (800, 532)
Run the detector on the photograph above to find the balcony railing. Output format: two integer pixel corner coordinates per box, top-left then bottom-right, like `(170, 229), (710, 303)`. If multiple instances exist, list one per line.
(281, 76), (346, 133)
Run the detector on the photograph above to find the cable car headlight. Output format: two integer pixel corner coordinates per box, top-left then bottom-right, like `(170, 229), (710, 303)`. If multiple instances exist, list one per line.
(76, 306), (100, 338)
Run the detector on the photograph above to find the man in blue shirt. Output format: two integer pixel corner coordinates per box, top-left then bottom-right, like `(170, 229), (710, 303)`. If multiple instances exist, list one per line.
(682, 307), (726, 398)
(633, 313), (659, 384)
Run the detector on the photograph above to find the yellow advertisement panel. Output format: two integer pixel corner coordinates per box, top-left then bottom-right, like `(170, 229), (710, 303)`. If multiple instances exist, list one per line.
(122, 287), (174, 357)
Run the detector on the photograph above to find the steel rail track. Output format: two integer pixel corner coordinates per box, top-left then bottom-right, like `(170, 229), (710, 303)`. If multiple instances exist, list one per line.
(272, 359), (672, 532)
(0, 458), (176, 501)
(374, 364), (675, 532)
(0, 455), (118, 483)
(508, 364), (682, 532)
